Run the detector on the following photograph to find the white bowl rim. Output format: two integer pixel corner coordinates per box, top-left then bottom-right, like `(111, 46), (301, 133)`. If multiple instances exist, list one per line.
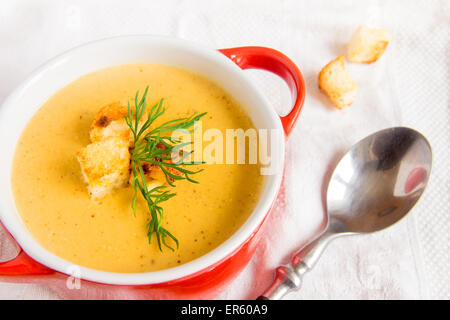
(0, 35), (285, 285)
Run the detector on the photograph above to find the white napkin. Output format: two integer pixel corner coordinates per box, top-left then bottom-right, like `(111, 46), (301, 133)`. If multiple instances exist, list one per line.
(0, 0), (448, 299)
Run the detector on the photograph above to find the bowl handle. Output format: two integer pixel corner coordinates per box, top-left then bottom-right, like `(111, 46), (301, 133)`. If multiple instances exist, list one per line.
(0, 224), (53, 276)
(219, 46), (306, 138)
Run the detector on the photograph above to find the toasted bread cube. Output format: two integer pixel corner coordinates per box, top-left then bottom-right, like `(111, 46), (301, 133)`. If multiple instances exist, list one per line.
(89, 102), (149, 145)
(347, 25), (390, 63)
(129, 143), (183, 188)
(319, 55), (358, 109)
(129, 162), (165, 191)
(89, 102), (133, 144)
(77, 136), (131, 199)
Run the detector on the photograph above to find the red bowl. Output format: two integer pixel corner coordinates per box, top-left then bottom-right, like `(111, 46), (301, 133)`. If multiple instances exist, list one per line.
(0, 36), (305, 299)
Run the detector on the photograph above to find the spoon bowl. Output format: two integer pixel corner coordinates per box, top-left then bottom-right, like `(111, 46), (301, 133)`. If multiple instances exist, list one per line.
(327, 127), (432, 233)
(259, 127), (432, 299)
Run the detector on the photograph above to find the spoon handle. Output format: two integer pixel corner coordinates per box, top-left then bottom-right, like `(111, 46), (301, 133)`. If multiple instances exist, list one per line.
(257, 230), (339, 300)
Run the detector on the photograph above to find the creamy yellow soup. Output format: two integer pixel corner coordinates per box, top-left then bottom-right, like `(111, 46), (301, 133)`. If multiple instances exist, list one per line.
(11, 64), (264, 273)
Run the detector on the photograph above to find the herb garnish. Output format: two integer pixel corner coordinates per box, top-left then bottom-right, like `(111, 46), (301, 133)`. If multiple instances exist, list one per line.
(125, 86), (206, 251)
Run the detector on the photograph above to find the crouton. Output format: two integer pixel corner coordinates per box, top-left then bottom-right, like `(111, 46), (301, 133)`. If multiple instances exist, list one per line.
(319, 55), (358, 109)
(89, 102), (149, 145)
(77, 136), (131, 199)
(347, 25), (390, 63)
(129, 162), (165, 191)
(129, 143), (183, 188)
(89, 102), (132, 144)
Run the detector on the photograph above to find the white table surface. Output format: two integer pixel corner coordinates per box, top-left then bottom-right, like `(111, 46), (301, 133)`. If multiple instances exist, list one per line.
(0, 0), (448, 300)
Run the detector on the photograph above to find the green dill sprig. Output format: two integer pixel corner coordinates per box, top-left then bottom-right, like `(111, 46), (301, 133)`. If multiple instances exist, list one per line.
(125, 86), (206, 251)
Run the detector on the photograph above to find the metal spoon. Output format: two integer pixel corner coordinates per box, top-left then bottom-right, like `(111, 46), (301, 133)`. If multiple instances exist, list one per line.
(258, 127), (432, 300)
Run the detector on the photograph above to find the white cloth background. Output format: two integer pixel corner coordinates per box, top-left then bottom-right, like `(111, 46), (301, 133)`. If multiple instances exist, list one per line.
(0, 0), (448, 300)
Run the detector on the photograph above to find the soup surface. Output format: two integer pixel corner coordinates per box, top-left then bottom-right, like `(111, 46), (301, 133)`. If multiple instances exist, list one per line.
(12, 64), (264, 273)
